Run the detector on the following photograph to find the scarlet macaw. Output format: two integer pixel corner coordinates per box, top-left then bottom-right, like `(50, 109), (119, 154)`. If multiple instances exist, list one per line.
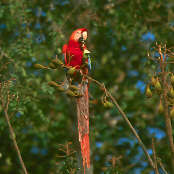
(62, 28), (91, 173)
(62, 28), (91, 71)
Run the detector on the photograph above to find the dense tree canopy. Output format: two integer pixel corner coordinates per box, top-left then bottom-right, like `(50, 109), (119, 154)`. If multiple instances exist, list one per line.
(0, 0), (174, 174)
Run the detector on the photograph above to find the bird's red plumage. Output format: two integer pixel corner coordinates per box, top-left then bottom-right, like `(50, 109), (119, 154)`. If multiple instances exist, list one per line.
(63, 28), (87, 69)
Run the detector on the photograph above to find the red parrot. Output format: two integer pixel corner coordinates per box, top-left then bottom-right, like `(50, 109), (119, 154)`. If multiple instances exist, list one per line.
(62, 28), (89, 69)
(62, 28), (91, 173)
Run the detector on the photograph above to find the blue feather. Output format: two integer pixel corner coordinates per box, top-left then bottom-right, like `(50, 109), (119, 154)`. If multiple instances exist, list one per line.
(88, 55), (91, 71)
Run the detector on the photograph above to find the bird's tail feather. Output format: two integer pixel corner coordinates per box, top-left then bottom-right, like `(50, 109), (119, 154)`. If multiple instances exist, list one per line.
(77, 82), (90, 174)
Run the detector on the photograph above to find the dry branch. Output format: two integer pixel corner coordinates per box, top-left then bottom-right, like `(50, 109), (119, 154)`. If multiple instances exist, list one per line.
(152, 138), (159, 174)
(0, 82), (28, 174)
(84, 74), (155, 169)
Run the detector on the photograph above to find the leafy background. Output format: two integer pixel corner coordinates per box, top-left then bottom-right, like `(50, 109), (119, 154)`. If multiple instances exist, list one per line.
(0, 0), (174, 173)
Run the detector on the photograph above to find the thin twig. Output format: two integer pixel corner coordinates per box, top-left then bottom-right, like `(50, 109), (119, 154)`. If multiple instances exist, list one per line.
(152, 138), (159, 174)
(84, 74), (155, 169)
(4, 109), (28, 174)
(107, 90), (155, 169)
(0, 84), (28, 174)
(157, 158), (168, 174)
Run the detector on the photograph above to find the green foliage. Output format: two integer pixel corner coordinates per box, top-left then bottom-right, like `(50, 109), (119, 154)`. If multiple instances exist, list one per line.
(0, 0), (174, 174)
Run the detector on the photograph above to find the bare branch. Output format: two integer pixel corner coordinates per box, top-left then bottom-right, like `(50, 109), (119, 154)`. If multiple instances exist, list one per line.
(84, 74), (155, 169)
(157, 158), (168, 174)
(159, 44), (174, 172)
(0, 82), (28, 174)
(152, 138), (159, 174)
(3, 108), (28, 174)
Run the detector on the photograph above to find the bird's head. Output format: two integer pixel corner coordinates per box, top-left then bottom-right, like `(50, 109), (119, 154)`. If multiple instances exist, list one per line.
(69, 28), (88, 44)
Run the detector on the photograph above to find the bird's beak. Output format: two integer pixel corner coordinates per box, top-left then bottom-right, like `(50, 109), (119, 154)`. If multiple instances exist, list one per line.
(78, 36), (84, 44)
